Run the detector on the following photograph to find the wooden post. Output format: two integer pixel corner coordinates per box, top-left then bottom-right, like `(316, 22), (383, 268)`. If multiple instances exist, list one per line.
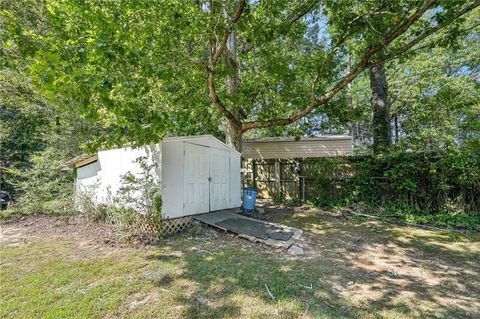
(302, 176), (306, 202)
(274, 160), (281, 199)
(252, 160), (257, 190)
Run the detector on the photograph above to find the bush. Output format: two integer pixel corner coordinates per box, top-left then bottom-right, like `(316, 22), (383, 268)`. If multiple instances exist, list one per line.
(116, 156), (162, 219)
(308, 157), (358, 208)
(352, 151), (480, 214)
(4, 146), (77, 217)
(308, 151), (479, 228)
(0, 199), (77, 220)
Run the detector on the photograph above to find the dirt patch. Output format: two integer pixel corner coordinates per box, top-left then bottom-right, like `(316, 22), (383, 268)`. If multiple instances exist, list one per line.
(0, 214), (273, 258)
(1, 215), (117, 244)
(0, 215), (147, 261)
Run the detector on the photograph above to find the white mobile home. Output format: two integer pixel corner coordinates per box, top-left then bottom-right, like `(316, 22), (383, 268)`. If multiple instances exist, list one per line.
(64, 135), (242, 219)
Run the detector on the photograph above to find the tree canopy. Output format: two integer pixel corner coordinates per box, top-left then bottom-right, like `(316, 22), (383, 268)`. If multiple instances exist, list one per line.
(3, 0), (478, 151)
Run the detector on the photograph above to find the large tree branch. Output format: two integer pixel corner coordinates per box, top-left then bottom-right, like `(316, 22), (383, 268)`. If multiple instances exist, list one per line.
(369, 0), (480, 67)
(310, 2), (394, 99)
(288, 0), (321, 24)
(207, 0), (246, 127)
(242, 0), (437, 131)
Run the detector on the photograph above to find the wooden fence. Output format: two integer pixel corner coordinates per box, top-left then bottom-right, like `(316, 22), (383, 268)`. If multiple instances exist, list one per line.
(242, 157), (360, 201)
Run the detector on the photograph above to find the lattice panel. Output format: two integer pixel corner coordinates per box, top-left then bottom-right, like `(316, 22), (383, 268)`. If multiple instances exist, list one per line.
(103, 211), (192, 237)
(161, 217), (193, 236)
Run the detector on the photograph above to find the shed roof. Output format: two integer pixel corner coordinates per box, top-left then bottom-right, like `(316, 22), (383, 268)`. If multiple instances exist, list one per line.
(163, 134), (241, 156)
(61, 134), (240, 170)
(242, 135), (353, 159)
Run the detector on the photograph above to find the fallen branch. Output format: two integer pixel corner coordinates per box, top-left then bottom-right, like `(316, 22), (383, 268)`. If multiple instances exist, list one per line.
(264, 283), (275, 300)
(299, 283), (313, 289)
(402, 221), (472, 236)
(302, 302), (310, 318)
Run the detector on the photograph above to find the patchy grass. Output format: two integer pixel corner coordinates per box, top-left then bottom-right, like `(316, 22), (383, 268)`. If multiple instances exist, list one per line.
(1, 212), (479, 318)
(402, 212), (480, 231)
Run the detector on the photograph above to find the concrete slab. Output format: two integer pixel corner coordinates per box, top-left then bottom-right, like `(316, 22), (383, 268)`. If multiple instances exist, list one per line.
(193, 210), (241, 225)
(193, 210), (303, 249)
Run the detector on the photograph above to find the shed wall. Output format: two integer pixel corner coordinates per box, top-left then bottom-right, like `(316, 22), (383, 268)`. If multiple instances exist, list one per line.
(161, 140), (185, 219)
(75, 160), (102, 209)
(75, 144), (162, 210)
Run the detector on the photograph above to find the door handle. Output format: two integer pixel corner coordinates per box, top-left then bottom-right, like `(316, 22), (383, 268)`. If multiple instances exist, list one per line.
(208, 177), (212, 182)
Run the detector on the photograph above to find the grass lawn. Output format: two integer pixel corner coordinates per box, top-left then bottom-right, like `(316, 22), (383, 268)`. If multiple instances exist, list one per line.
(1, 208), (479, 319)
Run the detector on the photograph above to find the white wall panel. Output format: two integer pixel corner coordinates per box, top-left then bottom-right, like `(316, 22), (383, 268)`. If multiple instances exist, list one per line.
(161, 140), (184, 218)
(229, 149), (242, 207)
(75, 143), (162, 211)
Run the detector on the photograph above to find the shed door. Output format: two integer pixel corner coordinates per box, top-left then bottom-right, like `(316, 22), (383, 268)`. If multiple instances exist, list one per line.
(184, 143), (209, 215)
(210, 148), (229, 211)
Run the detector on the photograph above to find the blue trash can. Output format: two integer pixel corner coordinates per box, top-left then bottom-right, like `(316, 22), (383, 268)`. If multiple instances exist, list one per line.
(243, 187), (257, 212)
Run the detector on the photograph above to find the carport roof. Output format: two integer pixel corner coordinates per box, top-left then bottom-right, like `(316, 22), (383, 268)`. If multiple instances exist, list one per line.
(243, 135), (351, 143)
(242, 135), (353, 159)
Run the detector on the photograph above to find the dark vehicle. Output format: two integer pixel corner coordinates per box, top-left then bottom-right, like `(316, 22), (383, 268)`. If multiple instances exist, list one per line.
(0, 191), (11, 210)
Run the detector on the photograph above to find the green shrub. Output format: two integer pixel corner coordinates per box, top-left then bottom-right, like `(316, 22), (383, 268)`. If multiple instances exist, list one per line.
(0, 199), (77, 220)
(84, 204), (110, 223)
(308, 157), (357, 208)
(116, 156), (162, 219)
(307, 151), (479, 227)
(4, 146), (77, 217)
(337, 151), (480, 214)
(83, 156), (164, 237)
(404, 212), (480, 230)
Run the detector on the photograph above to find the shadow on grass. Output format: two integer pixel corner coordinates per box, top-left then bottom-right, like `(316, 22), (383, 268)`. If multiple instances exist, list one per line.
(282, 211), (479, 317)
(144, 210), (480, 318)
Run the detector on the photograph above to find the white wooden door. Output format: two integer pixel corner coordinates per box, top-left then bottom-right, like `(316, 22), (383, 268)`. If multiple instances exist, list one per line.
(210, 147), (229, 211)
(184, 143), (209, 215)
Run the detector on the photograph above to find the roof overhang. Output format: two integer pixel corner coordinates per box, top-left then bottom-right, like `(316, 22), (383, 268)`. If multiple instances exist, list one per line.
(163, 134), (242, 156)
(60, 154), (98, 171)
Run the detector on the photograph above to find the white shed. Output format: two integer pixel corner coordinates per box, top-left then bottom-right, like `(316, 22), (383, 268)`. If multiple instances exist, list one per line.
(64, 135), (242, 219)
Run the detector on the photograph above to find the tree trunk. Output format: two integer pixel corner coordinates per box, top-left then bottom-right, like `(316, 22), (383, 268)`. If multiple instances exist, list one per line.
(394, 112), (399, 143)
(223, 29), (243, 152)
(225, 120), (243, 152)
(347, 55), (355, 138)
(369, 63), (392, 154)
